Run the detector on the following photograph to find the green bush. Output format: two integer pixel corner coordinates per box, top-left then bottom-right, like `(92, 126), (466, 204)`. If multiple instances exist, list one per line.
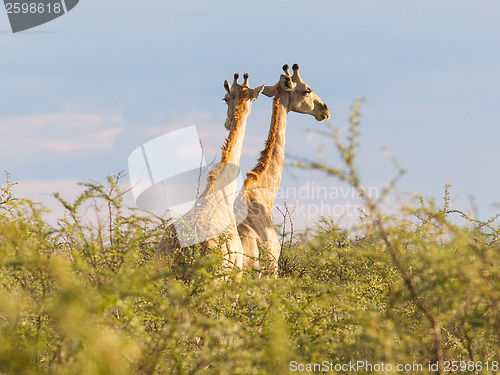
(0, 101), (498, 374)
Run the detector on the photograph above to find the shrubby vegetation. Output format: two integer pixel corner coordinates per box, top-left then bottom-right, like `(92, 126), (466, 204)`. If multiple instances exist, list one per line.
(0, 101), (498, 374)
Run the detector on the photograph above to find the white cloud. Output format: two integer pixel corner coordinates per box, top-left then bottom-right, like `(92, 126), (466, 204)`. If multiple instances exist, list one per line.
(13, 179), (83, 226)
(43, 128), (124, 152)
(146, 111), (229, 162)
(0, 107), (125, 155)
(13, 178), (138, 227)
(14, 178), (83, 202)
(147, 111), (218, 136)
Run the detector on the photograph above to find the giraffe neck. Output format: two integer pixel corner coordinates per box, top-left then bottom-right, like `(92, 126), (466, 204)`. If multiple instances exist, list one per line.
(244, 86), (288, 212)
(208, 91), (250, 189)
(220, 90), (250, 166)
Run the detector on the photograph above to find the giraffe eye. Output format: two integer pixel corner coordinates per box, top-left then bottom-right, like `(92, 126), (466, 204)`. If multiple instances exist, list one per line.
(304, 88), (312, 95)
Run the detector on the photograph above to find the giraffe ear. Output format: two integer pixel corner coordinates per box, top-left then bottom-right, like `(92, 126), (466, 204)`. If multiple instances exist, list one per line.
(224, 80), (231, 93)
(250, 85), (265, 100)
(262, 85), (276, 97)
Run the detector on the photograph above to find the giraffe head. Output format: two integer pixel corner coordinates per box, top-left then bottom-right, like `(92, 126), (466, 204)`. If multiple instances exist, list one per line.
(263, 64), (331, 121)
(223, 73), (264, 130)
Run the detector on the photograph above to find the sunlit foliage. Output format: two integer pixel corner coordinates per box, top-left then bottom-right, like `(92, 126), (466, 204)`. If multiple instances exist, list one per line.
(0, 102), (498, 374)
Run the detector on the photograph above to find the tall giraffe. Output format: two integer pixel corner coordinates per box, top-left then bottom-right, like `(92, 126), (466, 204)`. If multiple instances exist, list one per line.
(236, 64), (330, 276)
(156, 73), (264, 272)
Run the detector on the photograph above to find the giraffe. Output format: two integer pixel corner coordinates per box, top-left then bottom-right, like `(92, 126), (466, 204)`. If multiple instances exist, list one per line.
(156, 73), (264, 273)
(236, 64), (330, 276)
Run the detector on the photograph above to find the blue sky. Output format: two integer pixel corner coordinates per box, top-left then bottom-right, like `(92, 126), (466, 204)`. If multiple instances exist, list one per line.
(1, 0), (499, 227)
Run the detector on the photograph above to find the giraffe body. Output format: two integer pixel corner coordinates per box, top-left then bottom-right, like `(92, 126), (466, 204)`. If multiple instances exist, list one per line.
(156, 74), (263, 272)
(238, 64), (330, 276)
